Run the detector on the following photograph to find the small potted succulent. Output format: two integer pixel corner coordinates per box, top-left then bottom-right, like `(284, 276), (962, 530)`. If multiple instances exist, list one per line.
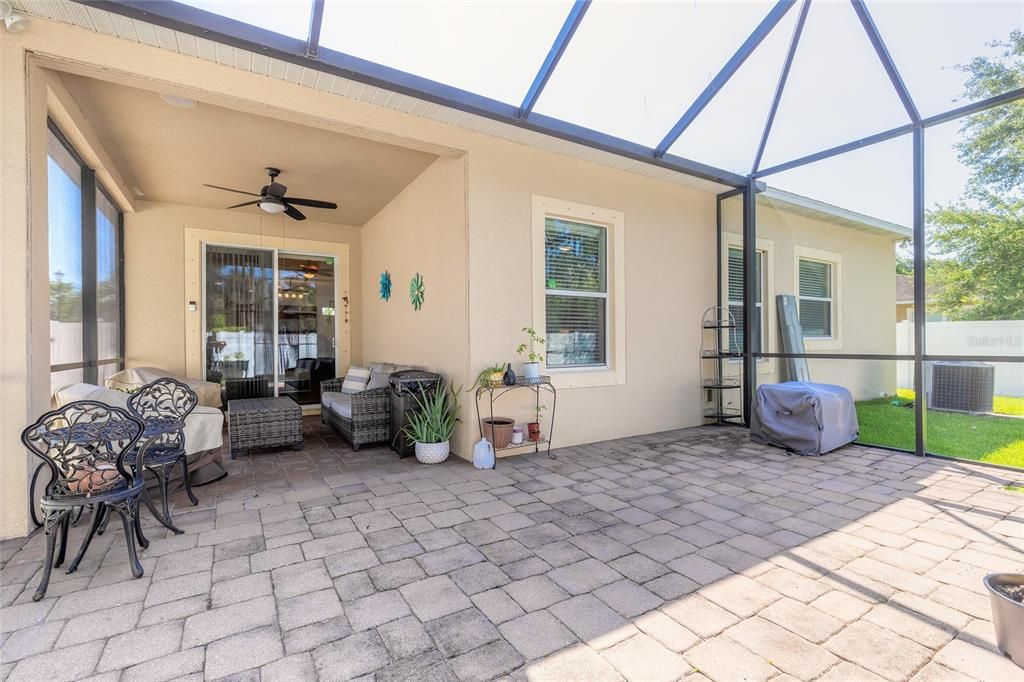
(516, 327), (546, 383)
(985, 573), (1024, 667)
(401, 382), (461, 464)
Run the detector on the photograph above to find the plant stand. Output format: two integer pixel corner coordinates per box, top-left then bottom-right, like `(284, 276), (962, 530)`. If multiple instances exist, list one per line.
(700, 306), (743, 423)
(474, 376), (557, 462)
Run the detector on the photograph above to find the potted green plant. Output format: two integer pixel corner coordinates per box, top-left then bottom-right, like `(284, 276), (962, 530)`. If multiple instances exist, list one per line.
(401, 382), (461, 464)
(472, 363), (507, 390)
(516, 327), (546, 383)
(528, 404), (546, 442)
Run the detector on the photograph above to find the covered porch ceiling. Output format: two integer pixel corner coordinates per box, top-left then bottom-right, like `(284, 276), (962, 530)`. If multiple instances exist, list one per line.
(57, 72), (440, 225)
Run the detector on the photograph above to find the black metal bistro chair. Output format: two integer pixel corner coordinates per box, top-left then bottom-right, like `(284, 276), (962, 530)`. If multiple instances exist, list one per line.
(125, 378), (199, 534)
(21, 401), (149, 601)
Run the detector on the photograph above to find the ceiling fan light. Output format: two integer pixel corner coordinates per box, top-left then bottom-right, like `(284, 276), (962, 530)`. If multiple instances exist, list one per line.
(259, 199), (286, 215)
(4, 13), (31, 32)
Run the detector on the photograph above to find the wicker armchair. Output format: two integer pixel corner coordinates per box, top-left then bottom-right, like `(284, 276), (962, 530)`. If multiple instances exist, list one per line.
(320, 379), (390, 450)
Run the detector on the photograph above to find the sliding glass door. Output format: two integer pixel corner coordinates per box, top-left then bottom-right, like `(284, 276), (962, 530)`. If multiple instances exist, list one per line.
(203, 246), (339, 406)
(204, 245), (276, 401)
(277, 253), (337, 405)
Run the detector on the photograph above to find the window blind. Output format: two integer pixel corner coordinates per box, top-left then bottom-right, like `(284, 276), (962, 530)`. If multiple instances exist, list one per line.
(798, 259), (832, 337)
(545, 217), (607, 367)
(726, 247), (762, 353)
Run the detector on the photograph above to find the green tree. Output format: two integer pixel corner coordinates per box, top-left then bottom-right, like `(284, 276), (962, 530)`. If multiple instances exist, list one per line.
(926, 30), (1024, 321)
(49, 276), (82, 322)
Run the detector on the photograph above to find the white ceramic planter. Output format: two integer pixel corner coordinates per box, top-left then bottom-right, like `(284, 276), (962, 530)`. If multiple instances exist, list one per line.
(415, 440), (450, 465)
(522, 362), (541, 383)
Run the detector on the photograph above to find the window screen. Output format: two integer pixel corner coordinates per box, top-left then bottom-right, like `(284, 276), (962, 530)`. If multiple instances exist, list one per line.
(545, 217), (607, 368)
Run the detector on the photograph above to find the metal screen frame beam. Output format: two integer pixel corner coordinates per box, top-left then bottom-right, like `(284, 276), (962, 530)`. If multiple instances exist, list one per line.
(752, 0), (809, 173)
(519, 0), (591, 118)
(81, 0), (746, 187)
(754, 87), (1024, 179)
(741, 181), (758, 425)
(305, 0), (325, 58)
(655, 0), (796, 158)
(850, 0), (920, 123)
(911, 126), (926, 456)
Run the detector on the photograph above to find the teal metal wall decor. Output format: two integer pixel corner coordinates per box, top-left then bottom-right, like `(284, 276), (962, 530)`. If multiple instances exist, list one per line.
(379, 270), (392, 301)
(409, 273), (425, 310)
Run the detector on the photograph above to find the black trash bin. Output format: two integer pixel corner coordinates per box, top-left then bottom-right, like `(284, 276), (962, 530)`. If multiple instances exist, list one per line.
(389, 370), (442, 457)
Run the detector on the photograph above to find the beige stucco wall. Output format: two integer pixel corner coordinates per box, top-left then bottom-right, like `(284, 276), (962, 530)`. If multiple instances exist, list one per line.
(360, 156), (471, 455)
(124, 201), (362, 375)
(722, 197), (899, 400)
(467, 146), (716, 451)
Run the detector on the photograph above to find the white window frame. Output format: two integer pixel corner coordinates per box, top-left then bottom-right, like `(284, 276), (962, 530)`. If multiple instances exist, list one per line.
(722, 232), (775, 375)
(793, 245), (842, 350)
(532, 195), (625, 389)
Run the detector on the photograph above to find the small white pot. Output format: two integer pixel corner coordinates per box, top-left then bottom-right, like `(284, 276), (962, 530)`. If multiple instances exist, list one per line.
(522, 361), (542, 382)
(415, 440), (450, 465)
(511, 427), (524, 445)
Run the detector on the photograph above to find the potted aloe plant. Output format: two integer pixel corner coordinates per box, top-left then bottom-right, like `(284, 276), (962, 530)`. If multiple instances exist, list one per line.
(516, 327), (546, 383)
(401, 382), (461, 464)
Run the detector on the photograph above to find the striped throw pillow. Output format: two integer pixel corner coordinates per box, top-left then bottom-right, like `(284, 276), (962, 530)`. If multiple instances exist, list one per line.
(341, 366), (372, 395)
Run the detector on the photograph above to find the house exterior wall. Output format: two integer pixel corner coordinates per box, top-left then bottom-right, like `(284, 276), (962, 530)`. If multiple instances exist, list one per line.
(722, 197), (899, 400)
(0, 17), (890, 536)
(124, 202), (362, 377)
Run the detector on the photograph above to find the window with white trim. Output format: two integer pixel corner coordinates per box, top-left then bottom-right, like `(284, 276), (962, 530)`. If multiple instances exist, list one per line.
(798, 258), (834, 338)
(544, 217), (607, 368)
(726, 246), (766, 354)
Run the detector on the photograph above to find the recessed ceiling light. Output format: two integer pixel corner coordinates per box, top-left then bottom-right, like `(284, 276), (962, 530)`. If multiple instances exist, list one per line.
(159, 93), (196, 108)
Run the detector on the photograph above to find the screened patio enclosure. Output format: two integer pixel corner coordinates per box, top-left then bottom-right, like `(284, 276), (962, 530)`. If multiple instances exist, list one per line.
(76, 0), (1024, 465)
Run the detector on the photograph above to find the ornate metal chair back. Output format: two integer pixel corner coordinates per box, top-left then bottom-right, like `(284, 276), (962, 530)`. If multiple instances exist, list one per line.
(127, 378), (199, 422)
(21, 401), (145, 499)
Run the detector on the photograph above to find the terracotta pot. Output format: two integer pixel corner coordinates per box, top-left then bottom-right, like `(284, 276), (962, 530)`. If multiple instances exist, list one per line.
(482, 417), (515, 449)
(527, 422), (541, 442)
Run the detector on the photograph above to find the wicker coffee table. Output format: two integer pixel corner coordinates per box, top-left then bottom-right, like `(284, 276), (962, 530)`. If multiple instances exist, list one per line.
(227, 397), (303, 459)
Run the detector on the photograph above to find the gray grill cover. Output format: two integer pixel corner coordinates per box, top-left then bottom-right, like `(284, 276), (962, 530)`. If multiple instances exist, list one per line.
(750, 382), (859, 456)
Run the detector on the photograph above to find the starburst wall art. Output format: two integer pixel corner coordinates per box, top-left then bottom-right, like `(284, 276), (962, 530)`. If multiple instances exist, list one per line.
(409, 272), (425, 311)
(379, 270), (392, 301)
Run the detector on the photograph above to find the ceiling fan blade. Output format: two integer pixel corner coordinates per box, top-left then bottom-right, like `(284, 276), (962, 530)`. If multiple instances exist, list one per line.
(283, 197), (338, 209)
(283, 203), (307, 221)
(203, 183), (260, 197)
(226, 200), (261, 209)
(267, 182), (287, 198)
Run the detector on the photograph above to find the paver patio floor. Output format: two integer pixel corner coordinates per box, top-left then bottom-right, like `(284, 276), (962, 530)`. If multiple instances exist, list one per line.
(2, 420), (1024, 681)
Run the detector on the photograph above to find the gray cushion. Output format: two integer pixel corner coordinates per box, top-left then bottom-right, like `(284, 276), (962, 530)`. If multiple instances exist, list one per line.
(321, 391), (352, 419)
(366, 363), (396, 390)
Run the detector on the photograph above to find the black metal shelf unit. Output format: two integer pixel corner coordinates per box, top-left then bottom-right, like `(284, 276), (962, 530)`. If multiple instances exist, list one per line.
(474, 376), (557, 460)
(701, 306), (743, 424)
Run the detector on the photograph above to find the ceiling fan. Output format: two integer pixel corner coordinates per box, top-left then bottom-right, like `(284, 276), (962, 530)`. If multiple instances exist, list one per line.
(203, 167), (337, 221)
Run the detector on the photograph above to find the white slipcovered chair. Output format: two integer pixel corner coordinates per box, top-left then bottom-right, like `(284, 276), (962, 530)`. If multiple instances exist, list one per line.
(105, 366), (222, 408)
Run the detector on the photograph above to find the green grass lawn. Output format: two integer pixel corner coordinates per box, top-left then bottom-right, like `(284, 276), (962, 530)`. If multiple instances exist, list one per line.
(855, 390), (1024, 468)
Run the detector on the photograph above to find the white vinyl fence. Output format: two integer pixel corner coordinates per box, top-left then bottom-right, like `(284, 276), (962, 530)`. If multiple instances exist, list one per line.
(897, 320), (1024, 397)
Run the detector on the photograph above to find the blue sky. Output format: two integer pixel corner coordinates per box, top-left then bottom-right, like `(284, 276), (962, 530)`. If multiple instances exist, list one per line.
(176, 0), (1022, 228)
